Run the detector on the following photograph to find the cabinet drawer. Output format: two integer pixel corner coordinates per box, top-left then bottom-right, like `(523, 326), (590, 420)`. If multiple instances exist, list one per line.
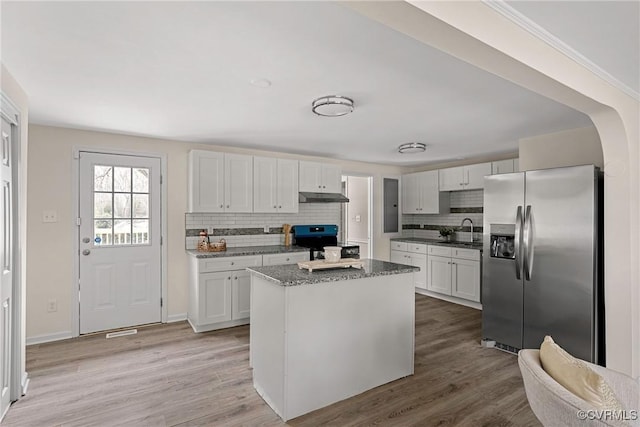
(408, 243), (427, 254)
(452, 248), (480, 261)
(199, 255), (262, 273)
(262, 252), (309, 266)
(391, 241), (408, 251)
(428, 245), (452, 257)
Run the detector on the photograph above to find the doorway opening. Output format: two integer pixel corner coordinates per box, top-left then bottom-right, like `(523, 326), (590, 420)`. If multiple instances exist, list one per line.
(341, 175), (373, 259)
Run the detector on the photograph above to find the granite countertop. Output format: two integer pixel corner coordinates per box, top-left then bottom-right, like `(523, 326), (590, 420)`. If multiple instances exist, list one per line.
(391, 237), (483, 251)
(247, 259), (419, 287)
(186, 245), (309, 258)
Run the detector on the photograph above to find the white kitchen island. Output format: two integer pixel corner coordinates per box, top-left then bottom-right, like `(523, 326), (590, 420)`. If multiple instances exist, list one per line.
(247, 259), (418, 421)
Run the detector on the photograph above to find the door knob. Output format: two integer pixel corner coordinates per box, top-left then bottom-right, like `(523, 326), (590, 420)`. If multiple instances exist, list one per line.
(82, 249), (91, 256)
(82, 237), (91, 243)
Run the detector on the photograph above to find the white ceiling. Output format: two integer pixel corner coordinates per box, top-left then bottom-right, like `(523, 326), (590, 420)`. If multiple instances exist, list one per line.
(2, 1), (633, 166)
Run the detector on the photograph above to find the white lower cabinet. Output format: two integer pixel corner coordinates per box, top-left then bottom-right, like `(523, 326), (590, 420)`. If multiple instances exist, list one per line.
(231, 270), (252, 320)
(427, 255), (452, 295)
(426, 245), (481, 304)
(199, 271), (233, 324)
(390, 242), (427, 290)
(189, 251), (310, 333)
(189, 255), (262, 332)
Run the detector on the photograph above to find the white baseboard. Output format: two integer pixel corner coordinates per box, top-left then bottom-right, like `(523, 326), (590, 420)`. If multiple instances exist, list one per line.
(167, 313), (187, 323)
(26, 331), (73, 346)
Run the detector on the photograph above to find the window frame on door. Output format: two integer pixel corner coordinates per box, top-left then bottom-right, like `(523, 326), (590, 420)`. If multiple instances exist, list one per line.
(71, 147), (168, 338)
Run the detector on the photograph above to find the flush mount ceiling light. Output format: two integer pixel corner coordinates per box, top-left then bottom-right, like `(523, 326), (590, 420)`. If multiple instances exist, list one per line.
(311, 95), (354, 117)
(398, 142), (427, 154)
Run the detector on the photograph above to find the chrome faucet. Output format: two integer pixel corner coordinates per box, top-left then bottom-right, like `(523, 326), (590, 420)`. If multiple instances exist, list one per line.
(461, 217), (474, 243)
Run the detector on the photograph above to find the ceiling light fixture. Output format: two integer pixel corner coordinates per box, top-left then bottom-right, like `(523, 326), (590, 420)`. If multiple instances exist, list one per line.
(398, 142), (427, 154)
(311, 95), (354, 117)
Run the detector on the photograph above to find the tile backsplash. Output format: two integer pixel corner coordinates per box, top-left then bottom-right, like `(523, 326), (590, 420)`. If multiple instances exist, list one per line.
(402, 190), (484, 242)
(185, 204), (341, 249)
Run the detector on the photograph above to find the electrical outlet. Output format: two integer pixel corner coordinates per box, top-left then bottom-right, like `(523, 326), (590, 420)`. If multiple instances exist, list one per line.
(264, 225), (270, 233)
(42, 210), (58, 223)
(47, 299), (58, 313)
(208, 226), (214, 234)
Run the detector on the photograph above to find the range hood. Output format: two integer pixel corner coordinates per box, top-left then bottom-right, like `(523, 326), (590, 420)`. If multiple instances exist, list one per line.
(298, 192), (350, 203)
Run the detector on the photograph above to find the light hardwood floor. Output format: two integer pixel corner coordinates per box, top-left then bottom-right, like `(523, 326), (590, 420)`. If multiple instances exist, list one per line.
(3, 295), (540, 426)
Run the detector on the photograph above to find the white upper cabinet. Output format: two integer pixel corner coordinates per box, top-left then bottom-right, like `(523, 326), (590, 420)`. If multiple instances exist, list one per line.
(188, 150), (252, 213)
(439, 162), (491, 191)
(225, 154), (253, 212)
(402, 170), (449, 214)
(188, 150), (225, 212)
(277, 159), (300, 212)
(491, 158), (519, 175)
(466, 163), (492, 189)
(253, 157), (299, 213)
(299, 161), (341, 193)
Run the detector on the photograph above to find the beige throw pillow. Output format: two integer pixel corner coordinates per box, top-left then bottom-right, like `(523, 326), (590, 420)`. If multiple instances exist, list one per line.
(539, 335), (623, 411)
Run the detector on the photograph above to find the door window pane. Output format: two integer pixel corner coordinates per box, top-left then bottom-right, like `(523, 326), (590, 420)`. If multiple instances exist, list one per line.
(114, 194), (131, 218)
(132, 194), (148, 218)
(133, 220), (149, 244)
(114, 167), (131, 192)
(94, 220), (112, 245)
(94, 166), (112, 191)
(133, 168), (149, 192)
(94, 193), (112, 218)
(114, 220), (132, 244)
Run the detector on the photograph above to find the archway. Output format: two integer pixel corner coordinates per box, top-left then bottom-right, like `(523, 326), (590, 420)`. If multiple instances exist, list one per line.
(344, 0), (639, 377)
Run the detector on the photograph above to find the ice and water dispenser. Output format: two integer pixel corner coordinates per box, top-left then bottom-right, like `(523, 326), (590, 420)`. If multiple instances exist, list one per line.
(489, 224), (516, 259)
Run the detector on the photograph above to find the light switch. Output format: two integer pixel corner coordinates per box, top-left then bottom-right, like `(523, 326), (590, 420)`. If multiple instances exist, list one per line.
(43, 210), (58, 223)
(355, 215), (361, 222)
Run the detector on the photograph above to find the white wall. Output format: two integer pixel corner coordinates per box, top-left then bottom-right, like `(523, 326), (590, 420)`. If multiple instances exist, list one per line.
(345, 0), (639, 376)
(1, 64), (29, 391)
(519, 126), (603, 171)
(345, 176), (369, 242)
(25, 124), (404, 341)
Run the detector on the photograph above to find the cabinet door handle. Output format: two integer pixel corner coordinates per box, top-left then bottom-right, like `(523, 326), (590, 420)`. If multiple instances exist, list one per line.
(286, 258), (290, 261)
(228, 277), (231, 280)
(220, 204), (224, 208)
(230, 262), (235, 266)
(322, 185), (326, 188)
(227, 205), (230, 208)
(278, 205), (282, 208)
(234, 276), (237, 280)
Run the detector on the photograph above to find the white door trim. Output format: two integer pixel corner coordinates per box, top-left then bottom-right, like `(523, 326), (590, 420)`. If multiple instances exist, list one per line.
(71, 146), (168, 338)
(1, 92), (26, 403)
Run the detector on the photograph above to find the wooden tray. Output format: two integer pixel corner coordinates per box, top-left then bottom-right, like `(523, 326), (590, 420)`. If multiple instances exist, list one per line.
(297, 258), (363, 272)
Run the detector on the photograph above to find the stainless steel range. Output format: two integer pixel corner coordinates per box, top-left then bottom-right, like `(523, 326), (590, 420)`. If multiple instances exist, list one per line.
(292, 224), (360, 261)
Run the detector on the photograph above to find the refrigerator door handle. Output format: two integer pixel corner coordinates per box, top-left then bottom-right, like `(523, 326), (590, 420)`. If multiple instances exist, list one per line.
(523, 205), (534, 280)
(514, 205), (523, 280)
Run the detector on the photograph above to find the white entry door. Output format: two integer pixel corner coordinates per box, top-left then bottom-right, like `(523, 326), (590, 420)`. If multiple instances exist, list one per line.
(0, 116), (14, 419)
(79, 152), (161, 334)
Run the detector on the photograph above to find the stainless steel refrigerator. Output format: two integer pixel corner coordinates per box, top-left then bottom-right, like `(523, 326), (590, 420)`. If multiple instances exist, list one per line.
(482, 164), (604, 364)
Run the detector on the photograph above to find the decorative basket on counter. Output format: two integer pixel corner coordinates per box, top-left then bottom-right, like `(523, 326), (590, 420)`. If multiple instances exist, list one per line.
(208, 238), (227, 252)
(198, 238), (227, 252)
(197, 229), (227, 252)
